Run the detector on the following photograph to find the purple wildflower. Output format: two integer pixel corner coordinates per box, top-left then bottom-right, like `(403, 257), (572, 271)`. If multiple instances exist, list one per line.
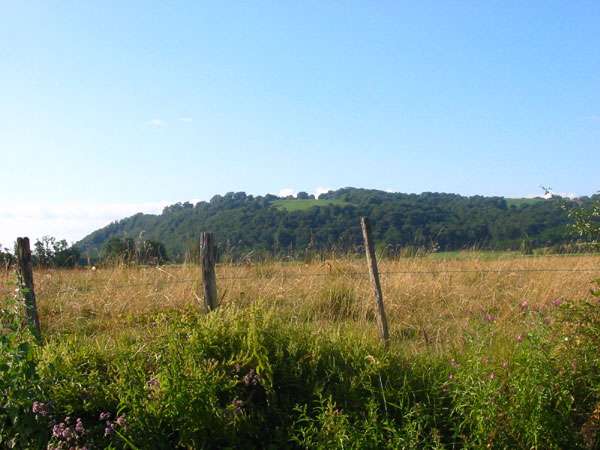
(75, 418), (85, 434)
(61, 427), (73, 440)
(104, 422), (115, 437)
(242, 369), (261, 386)
(52, 423), (65, 438)
(32, 401), (49, 417)
(552, 298), (562, 307)
(147, 377), (160, 389)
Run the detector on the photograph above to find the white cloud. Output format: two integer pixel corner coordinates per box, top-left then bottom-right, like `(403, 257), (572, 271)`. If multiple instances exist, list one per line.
(0, 201), (172, 248)
(278, 188), (296, 198)
(179, 117), (193, 122)
(525, 192), (577, 199)
(147, 118), (167, 128)
(313, 186), (331, 198)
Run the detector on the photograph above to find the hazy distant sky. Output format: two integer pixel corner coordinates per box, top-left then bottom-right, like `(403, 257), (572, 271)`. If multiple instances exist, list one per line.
(1, 1), (599, 245)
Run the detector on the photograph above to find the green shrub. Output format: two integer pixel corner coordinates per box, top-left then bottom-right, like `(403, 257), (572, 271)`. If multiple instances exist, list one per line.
(4, 294), (600, 448)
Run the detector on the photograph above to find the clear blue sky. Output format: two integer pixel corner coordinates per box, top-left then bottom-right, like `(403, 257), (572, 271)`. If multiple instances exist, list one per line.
(1, 1), (599, 244)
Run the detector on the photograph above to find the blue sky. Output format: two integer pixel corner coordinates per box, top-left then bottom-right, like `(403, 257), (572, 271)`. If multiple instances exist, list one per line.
(1, 1), (599, 244)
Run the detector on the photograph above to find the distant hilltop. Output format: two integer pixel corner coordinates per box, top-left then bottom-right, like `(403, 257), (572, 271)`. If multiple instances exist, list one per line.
(77, 187), (596, 261)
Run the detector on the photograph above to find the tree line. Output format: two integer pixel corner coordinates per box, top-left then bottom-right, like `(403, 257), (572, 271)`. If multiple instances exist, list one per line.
(3, 189), (597, 267)
(76, 188), (600, 262)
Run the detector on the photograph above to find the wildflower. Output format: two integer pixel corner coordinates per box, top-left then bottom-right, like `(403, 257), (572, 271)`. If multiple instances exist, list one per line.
(32, 401), (49, 417)
(61, 427), (73, 440)
(243, 369), (261, 386)
(104, 422), (115, 437)
(75, 418), (85, 434)
(52, 423), (65, 438)
(489, 372), (496, 380)
(520, 299), (529, 310)
(484, 313), (496, 323)
(501, 361), (508, 369)
(231, 399), (244, 415)
(552, 298), (562, 307)
(448, 373), (454, 380)
(147, 377), (160, 389)
(516, 334), (523, 342)
(99, 411), (111, 421)
(115, 415), (127, 428)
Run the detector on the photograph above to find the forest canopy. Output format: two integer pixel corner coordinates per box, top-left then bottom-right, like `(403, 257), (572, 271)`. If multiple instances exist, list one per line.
(75, 188), (599, 262)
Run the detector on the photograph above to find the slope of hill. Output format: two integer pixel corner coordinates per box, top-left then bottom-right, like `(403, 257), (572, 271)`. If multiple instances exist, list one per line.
(77, 188), (582, 260)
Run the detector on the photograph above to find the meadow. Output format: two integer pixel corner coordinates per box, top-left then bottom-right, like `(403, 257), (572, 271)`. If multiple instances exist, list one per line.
(2, 252), (600, 448)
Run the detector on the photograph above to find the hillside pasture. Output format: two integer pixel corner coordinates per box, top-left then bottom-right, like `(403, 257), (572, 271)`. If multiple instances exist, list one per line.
(270, 198), (352, 211)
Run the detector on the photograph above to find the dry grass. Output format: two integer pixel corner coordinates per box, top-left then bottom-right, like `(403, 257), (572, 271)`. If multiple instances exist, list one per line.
(6, 252), (599, 354)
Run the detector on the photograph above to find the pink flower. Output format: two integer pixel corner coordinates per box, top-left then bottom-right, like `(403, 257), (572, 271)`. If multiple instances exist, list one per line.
(516, 334), (523, 342)
(115, 415), (127, 427)
(484, 313), (496, 323)
(32, 401), (49, 416)
(520, 300), (529, 310)
(52, 423), (65, 438)
(552, 298), (562, 307)
(75, 418), (85, 434)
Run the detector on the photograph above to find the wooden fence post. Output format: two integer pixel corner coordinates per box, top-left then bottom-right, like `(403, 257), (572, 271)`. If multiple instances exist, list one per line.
(360, 217), (390, 346)
(16, 237), (42, 342)
(200, 232), (218, 311)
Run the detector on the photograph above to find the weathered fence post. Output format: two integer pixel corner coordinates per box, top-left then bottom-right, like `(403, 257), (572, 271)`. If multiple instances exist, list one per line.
(16, 237), (42, 342)
(200, 232), (218, 311)
(360, 217), (390, 346)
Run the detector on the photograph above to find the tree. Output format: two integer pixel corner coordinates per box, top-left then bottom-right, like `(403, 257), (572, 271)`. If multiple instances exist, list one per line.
(102, 237), (136, 263)
(0, 244), (14, 271)
(32, 236), (80, 267)
(568, 194), (600, 244)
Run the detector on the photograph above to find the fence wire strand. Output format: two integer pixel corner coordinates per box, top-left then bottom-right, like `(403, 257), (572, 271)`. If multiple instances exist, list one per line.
(1, 266), (599, 294)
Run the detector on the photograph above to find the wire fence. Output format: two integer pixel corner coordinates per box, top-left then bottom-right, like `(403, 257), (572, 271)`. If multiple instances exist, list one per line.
(1, 266), (599, 295)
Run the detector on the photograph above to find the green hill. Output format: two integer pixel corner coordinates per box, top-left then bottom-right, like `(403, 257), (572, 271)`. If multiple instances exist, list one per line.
(76, 188), (590, 261)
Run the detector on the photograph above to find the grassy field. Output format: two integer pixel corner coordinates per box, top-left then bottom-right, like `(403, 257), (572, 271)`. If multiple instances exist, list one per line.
(2, 254), (600, 448)
(271, 198), (352, 211)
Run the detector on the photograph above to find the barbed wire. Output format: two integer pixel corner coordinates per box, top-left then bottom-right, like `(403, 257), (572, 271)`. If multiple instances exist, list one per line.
(0, 267), (598, 294)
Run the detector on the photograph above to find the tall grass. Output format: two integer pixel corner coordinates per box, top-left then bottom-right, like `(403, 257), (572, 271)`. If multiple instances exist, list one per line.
(2, 252), (600, 448)
(32, 253), (600, 352)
